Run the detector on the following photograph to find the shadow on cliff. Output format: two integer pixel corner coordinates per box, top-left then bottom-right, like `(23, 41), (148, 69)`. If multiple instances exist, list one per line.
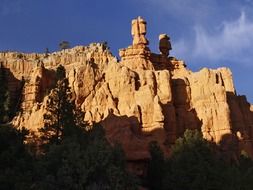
(99, 77), (204, 152)
(226, 91), (253, 158)
(98, 85), (203, 158)
(217, 133), (240, 163)
(0, 66), (24, 119)
(99, 111), (171, 177)
(169, 78), (253, 160)
(89, 58), (99, 70)
(99, 112), (171, 154)
(171, 78), (202, 138)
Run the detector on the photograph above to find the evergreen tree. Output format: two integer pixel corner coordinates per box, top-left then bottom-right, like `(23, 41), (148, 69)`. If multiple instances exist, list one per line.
(0, 124), (33, 189)
(36, 64), (138, 189)
(59, 41), (70, 50)
(45, 48), (50, 58)
(35, 124), (138, 190)
(39, 65), (75, 147)
(147, 141), (166, 190)
(145, 129), (253, 190)
(56, 64), (66, 81)
(0, 63), (11, 123)
(83, 124), (138, 189)
(163, 129), (220, 190)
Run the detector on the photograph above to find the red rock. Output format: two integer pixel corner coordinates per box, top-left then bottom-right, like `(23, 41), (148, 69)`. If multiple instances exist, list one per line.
(0, 17), (252, 162)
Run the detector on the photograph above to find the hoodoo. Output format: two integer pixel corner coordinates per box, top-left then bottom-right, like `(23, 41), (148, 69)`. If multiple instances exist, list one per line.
(1, 17), (253, 174)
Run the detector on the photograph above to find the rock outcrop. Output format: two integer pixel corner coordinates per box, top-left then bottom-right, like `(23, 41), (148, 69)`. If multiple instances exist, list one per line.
(1, 17), (253, 166)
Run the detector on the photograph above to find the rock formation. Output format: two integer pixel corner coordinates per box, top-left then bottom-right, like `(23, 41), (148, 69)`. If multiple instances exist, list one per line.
(1, 17), (253, 173)
(131, 16), (149, 46)
(159, 34), (172, 57)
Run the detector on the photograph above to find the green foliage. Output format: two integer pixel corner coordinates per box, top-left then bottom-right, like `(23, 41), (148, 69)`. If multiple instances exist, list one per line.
(83, 124), (137, 189)
(59, 41), (70, 50)
(0, 95), (137, 189)
(0, 64), (11, 123)
(147, 141), (166, 190)
(39, 65), (75, 147)
(35, 64), (138, 189)
(0, 125), (33, 189)
(56, 64), (66, 81)
(147, 129), (253, 190)
(0, 64), (24, 123)
(34, 124), (137, 190)
(102, 41), (110, 50)
(45, 48), (50, 57)
(17, 54), (23, 59)
(164, 129), (220, 190)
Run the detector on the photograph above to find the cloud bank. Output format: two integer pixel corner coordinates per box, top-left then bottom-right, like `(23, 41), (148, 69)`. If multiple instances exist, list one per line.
(173, 12), (253, 66)
(141, 0), (253, 66)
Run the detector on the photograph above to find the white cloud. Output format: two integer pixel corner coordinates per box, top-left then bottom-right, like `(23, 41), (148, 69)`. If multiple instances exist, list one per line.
(139, 0), (253, 66)
(172, 12), (253, 66)
(172, 39), (190, 59)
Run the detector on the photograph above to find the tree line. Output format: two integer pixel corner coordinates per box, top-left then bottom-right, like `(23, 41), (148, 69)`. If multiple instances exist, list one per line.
(146, 129), (253, 190)
(1, 64), (253, 189)
(0, 65), (137, 189)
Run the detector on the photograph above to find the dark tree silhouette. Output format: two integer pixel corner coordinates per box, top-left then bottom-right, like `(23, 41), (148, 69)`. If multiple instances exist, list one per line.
(39, 65), (75, 147)
(147, 141), (165, 190)
(0, 63), (11, 123)
(0, 124), (33, 189)
(59, 41), (70, 50)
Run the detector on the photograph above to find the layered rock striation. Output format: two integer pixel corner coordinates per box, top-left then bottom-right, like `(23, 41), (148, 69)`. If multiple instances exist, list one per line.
(1, 17), (253, 163)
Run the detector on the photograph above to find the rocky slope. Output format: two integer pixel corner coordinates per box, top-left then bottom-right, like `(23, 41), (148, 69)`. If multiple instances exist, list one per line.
(1, 17), (253, 166)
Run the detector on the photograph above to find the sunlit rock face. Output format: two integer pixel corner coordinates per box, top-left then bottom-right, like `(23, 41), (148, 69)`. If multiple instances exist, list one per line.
(2, 17), (253, 162)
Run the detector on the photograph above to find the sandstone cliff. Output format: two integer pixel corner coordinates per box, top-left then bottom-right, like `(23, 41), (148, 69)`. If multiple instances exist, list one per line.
(1, 17), (253, 164)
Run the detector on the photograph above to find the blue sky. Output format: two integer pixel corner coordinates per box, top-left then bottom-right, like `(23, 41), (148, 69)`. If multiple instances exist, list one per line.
(1, 0), (253, 102)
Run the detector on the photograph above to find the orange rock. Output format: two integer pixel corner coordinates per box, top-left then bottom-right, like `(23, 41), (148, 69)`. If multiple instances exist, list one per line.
(1, 17), (253, 162)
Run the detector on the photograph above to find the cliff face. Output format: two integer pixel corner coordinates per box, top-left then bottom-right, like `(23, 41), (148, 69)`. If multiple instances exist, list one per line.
(1, 17), (253, 162)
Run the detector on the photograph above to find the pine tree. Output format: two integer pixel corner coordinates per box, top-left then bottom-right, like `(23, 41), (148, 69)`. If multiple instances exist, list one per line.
(39, 65), (75, 146)
(161, 129), (221, 190)
(147, 141), (166, 190)
(0, 124), (33, 189)
(59, 41), (70, 50)
(36, 65), (138, 189)
(35, 124), (138, 190)
(0, 63), (11, 123)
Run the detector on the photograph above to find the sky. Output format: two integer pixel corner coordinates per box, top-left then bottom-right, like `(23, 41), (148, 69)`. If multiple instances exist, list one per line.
(1, 0), (253, 102)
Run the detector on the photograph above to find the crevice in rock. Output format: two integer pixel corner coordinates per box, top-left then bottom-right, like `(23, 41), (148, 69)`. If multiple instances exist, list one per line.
(137, 105), (143, 125)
